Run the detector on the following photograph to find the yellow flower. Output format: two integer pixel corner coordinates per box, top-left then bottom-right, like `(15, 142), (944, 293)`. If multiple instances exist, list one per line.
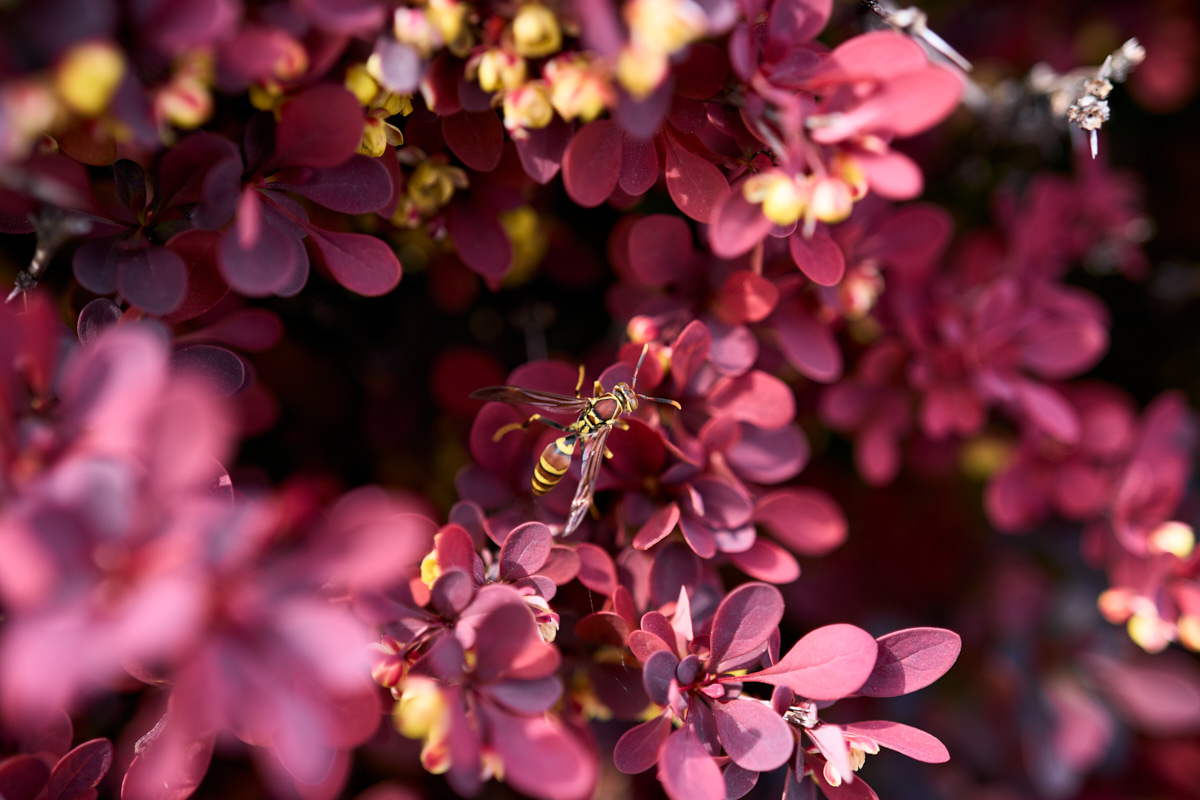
(55, 41), (125, 117)
(474, 48), (528, 93)
(616, 42), (670, 100)
(625, 0), (708, 55)
(544, 55), (613, 122)
(744, 171), (809, 227)
(502, 81), (554, 134)
(512, 4), (562, 58)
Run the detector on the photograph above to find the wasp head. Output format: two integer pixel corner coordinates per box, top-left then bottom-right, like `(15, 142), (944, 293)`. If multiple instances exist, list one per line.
(613, 383), (639, 413)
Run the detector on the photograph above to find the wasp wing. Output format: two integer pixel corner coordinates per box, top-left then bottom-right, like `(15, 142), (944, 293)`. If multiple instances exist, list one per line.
(469, 386), (590, 412)
(564, 423), (612, 535)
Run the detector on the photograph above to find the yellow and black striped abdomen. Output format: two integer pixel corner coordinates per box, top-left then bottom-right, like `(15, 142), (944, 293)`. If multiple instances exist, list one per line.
(532, 435), (577, 495)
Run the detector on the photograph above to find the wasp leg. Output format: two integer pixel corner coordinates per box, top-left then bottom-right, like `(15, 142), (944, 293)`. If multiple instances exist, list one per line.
(604, 447), (614, 459)
(593, 379), (605, 396)
(492, 413), (571, 442)
(574, 365), (585, 399)
(614, 419), (630, 431)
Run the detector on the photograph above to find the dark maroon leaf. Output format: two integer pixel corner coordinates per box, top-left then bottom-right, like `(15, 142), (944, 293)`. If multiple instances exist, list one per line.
(675, 43), (730, 99)
(172, 345), (246, 398)
(272, 84), (364, 169)
(628, 214), (693, 288)
(158, 132), (241, 213)
(857, 628), (961, 697)
(676, 653), (701, 685)
(113, 159), (146, 215)
(499, 521), (553, 580)
(43, 739), (112, 800)
(562, 120), (622, 208)
(218, 196), (299, 296)
(293, 0), (385, 33)
(615, 78), (672, 140)
(709, 583), (785, 670)
(73, 236), (121, 294)
(273, 156), (393, 214)
(442, 111), (505, 172)
(575, 542), (618, 596)
(614, 713), (672, 774)
(117, 246), (187, 314)
(0, 755), (50, 800)
(513, 116), (574, 184)
(445, 201), (511, 283)
(306, 226), (402, 296)
(575, 611), (631, 647)
(431, 569), (476, 618)
(713, 697), (794, 771)
(162, 230), (229, 324)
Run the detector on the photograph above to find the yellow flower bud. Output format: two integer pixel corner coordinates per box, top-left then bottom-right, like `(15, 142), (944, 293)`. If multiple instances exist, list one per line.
(359, 117), (389, 157)
(545, 56), (612, 123)
(248, 82), (282, 111)
(345, 63), (380, 106)
(744, 172), (809, 227)
(512, 4), (562, 58)
(1148, 521), (1195, 559)
(616, 43), (669, 100)
(1178, 615), (1200, 652)
(625, 0), (708, 56)
(476, 49), (527, 93)
(1127, 610), (1171, 653)
(419, 549), (441, 588)
(156, 75), (213, 130)
(55, 41), (125, 117)
(810, 176), (855, 224)
(502, 81), (554, 133)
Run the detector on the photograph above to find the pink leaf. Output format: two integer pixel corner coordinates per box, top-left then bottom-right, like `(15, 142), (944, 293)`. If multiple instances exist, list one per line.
(789, 230), (845, 286)
(0, 755), (50, 800)
(562, 120), (622, 207)
(808, 724), (854, 787)
(634, 503), (681, 550)
(658, 725), (725, 800)
(707, 371), (796, 429)
(857, 627), (961, 697)
(306, 227), (402, 296)
(726, 539), (801, 584)
(1015, 380), (1080, 444)
(273, 84), (364, 169)
(499, 522), (552, 580)
(710, 583), (784, 669)
(856, 150), (924, 200)
(767, 0), (833, 46)
(628, 215), (694, 287)
(754, 489), (847, 557)
(774, 303), (843, 382)
(442, 111), (505, 172)
(575, 542), (618, 596)
(619, 134), (660, 196)
(840, 720), (949, 763)
(714, 271), (780, 324)
(743, 624), (878, 700)
(709, 186), (773, 258)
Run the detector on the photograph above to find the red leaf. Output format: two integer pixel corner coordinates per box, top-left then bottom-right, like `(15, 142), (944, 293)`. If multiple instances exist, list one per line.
(628, 214), (694, 287)
(562, 120), (623, 207)
(619, 134), (660, 196)
(768, 0), (833, 46)
(273, 155), (393, 213)
(713, 697), (794, 772)
(634, 503), (681, 550)
(0, 755), (50, 800)
(442, 111), (505, 172)
(857, 627), (961, 697)
(774, 303), (843, 382)
(856, 150), (923, 200)
(754, 488), (847, 557)
(1016, 380), (1080, 444)
(306, 227), (402, 296)
(162, 230), (229, 325)
(709, 583), (785, 670)
(614, 714), (672, 774)
(743, 624), (878, 700)
(707, 371), (796, 429)
(714, 271), (779, 324)
(513, 117), (573, 184)
(273, 84), (364, 169)
(664, 130), (728, 223)
(43, 739), (112, 800)
(789, 230), (845, 286)
(499, 521), (552, 580)
(575, 542), (618, 596)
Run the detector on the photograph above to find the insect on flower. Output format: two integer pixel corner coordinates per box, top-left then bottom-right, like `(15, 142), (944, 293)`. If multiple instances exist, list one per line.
(470, 345), (680, 535)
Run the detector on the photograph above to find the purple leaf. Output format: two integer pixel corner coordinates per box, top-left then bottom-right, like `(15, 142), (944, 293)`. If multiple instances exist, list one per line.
(157, 132), (241, 216)
(643, 648), (680, 706)
(709, 583), (784, 670)
(273, 155), (393, 214)
(713, 697), (794, 771)
(172, 345), (246, 397)
(742, 624), (878, 700)
(77, 298), (123, 346)
(272, 84), (364, 169)
(840, 720), (949, 763)
(0, 755), (50, 800)
(774, 301), (843, 382)
(113, 159), (146, 214)
(162, 229), (229, 324)
(727, 538), (802, 584)
(633, 502), (681, 550)
(563, 120), (622, 208)
(73, 236), (122, 294)
(857, 627), (961, 697)
(514, 116), (573, 184)
(218, 195), (299, 296)
(724, 762), (759, 800)
(575, 611), (631, 647)
(628, 215), (694, 288)
(614, 713), (672, 774)
(483, 676), (563, 714)
(442, 111), (505, 172)
(754, 488), (847, 557)
(431, 569), (476, 618)
(658, 725), (725, 800)
(499, 521), (552, 580)
(615, 78), (672, 140)
(43, 739), (112, 800)
(306, 226), (402, 296)
(117, 246), (187, 314)
(575, 542), (618, 596)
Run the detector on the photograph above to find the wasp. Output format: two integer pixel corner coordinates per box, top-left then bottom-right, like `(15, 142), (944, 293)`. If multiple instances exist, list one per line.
(470, 346), (680, 535)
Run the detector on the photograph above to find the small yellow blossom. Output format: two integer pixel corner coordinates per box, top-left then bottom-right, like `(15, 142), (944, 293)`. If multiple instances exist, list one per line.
(1148, 520), (1195, 558)
(502, 81), (554, 134)
(544, 55), (613, 122)
(616, 42), (670, 100)
(512, 4), (562, 58)
(419, 549), (441, 588)
(55, 41), (125, 117)
(744, 172), (810, 227)
(624, 0), (708, 56)
(810, 176), (855, 224)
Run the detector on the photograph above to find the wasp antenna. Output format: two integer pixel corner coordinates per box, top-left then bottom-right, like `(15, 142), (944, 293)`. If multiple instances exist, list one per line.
(639, 394), (682, 410)
(631, 343), (650, 391)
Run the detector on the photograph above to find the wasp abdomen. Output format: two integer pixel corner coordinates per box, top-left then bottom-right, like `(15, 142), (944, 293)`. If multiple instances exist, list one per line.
(532, 435), (577, 495)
